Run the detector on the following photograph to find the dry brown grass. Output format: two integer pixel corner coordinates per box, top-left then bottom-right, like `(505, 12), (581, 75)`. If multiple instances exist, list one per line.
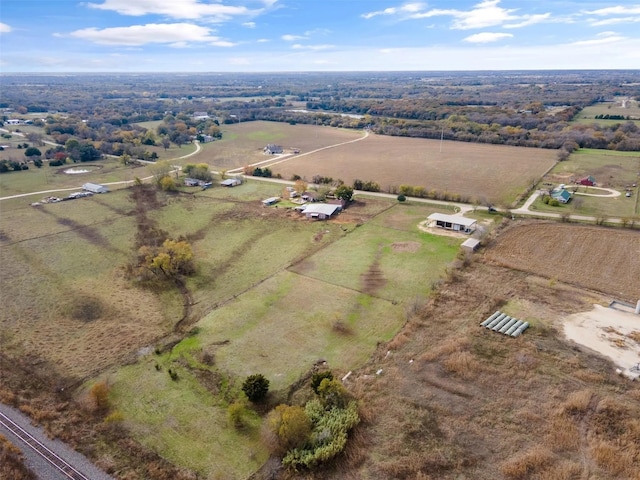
(560, 389), (594, 416)
(442, 351), (476, 379)
(545, 415), (580, 451)
(500, 445), (555, 479)
(541, 460), (583, 480)
(590, 440), (637, 477)
(0, 434), (37, 480)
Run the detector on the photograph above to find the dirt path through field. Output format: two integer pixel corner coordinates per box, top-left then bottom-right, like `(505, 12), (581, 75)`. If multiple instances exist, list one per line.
(226, 129), (370, 174)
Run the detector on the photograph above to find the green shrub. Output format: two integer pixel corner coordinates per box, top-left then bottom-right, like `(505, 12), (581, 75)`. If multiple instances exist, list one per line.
(311, 371), (334, 395)
(282, 399), (360, 469)
(242, 374), (270, 402)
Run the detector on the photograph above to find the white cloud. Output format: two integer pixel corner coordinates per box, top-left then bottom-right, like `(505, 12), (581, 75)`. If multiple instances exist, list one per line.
(589, 16), (640, 26)
(257, 38), (270, 43)
(463, 32), (513, 43)
(291, 44), (335, 51)
(362, 2), (429, 19)
(584, 5), (640, 16)
(65, 23), (227, 46)
(281, 34), (305, 41)
(364, 0), (550, 30)
(242, 22), (256, 28)
(86, 0), (272, 21)
(570, 31), (626, 46)
(0, 22), (12, 33)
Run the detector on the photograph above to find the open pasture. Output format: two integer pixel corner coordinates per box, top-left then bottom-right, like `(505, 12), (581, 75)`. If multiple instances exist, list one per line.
(290, 203), (461, 303)
(484, 222), (640, 302)
(185, 121), (364, 170)
(573, 101), (640, 125)
(265, 131), (556, 205)
(545, 148), (640, 190)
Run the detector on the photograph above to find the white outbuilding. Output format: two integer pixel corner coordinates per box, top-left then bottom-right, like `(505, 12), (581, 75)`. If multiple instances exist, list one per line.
(82, 182), (109, 194)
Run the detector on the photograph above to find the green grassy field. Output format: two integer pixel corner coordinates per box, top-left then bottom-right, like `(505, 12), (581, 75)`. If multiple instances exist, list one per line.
(541, 149), (640, 217)
(103, 192), (462, 479)
(572, 101), (640, 126)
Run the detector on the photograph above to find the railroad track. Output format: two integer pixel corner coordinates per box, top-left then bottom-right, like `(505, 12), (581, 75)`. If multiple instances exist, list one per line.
(0, 411), (90, 480)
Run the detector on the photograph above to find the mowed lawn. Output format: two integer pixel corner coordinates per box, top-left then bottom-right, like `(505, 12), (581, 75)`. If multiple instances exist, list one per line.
(266, 132), (556, 205)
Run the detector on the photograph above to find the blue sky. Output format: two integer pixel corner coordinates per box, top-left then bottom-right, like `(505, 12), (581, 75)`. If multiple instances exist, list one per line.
(1, 0), (640, 72)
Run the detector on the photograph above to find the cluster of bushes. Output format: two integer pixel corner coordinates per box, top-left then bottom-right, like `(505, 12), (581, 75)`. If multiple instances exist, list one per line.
(353, 179), (381, 192)
(387, 184), (472, 203)
(0, 159), (28, 173)
(243, 166), (273, 177)
(244, 370), (360, 471)
(594, 114), (629, 120)
(183, 163), (213, 182)
(542, 194), (561, 207)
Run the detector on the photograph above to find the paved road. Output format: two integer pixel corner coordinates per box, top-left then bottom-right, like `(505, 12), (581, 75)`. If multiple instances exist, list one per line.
(0, 403), (114, 480)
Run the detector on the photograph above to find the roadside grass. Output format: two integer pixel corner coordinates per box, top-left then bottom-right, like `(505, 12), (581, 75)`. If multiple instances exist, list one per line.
(110, 359), (268, 478)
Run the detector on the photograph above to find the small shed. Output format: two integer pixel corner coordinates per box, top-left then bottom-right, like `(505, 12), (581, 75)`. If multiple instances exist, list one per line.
(184, 177), (201, 187)
(427, 213), (476, 233)
(220, 178), (241, 187)
(461, 238), (481, 253)
(82, 182), (109, 194)
(262, 197), (280, 206)
(579, 175), (596, 186)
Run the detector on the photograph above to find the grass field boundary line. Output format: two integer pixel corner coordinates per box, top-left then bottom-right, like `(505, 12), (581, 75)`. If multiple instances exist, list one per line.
(286, 268), (397, 305)
(0, 213), (133, 248)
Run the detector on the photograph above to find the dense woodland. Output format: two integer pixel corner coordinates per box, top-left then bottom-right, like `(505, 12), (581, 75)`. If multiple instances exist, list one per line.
(1, 71), (640, 158)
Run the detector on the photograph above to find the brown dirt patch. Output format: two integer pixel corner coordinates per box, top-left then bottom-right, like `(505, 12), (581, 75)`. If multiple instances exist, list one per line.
(483, 222), (640, 302)
(391, 241), (421, 253)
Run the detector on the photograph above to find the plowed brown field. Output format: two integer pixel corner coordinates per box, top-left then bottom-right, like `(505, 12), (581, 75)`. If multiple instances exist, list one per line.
(484, 222), (640, 302)
(271, 132), (556, 204)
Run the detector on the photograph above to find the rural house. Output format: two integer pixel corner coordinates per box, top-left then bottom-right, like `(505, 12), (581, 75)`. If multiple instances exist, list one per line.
(82, 182), (109, 194)
(427, 213), (476, 233)
(551, 189), (572, 204)
(264, 144), (283, 155)
(578, 175), (596, 186)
